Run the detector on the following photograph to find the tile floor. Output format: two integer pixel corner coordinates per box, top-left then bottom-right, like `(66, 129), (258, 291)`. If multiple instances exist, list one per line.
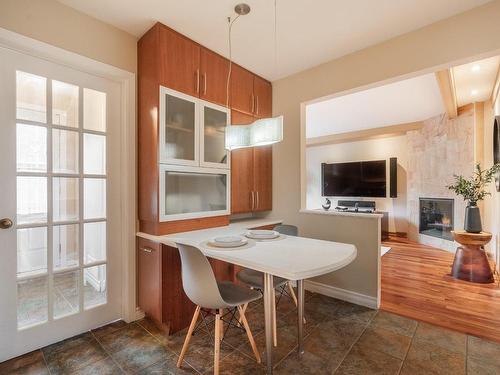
(1, 291), (500, 374)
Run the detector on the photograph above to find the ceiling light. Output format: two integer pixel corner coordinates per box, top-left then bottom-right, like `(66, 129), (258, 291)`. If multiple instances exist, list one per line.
(471, 64), (481, 72)
(224, 1), (284, 150)
(225, 116), (284, 150)
(471, 89), (478, 96)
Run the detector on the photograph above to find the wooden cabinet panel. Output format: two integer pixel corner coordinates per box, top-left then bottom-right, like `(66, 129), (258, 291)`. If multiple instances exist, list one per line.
(159, 25), (200, 96)
(209, 259), (234, 282)
(161, 244), (196, 333)
(253, 145), (273, 211)
(137, 238), (162, 325)
(230, 64), (255, 115)
(253, 76), (272, 118)
(231, 110), (255, 214)
(200, 47), (230, 107)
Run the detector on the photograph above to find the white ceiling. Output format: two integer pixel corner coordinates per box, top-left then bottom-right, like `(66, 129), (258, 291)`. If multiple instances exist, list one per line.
(57, 0), (492, 81)
(453, 56), (500, 106)
(306, 73), (444, 139)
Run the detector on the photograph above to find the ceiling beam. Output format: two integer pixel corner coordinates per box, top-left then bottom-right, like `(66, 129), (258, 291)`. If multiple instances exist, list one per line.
(491, 63), (500, 106)
(306, 121), (424, 147)
(435, 69), (458, 119)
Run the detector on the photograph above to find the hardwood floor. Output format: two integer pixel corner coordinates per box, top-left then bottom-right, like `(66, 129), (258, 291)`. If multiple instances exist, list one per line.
(381, 236), (500, 343)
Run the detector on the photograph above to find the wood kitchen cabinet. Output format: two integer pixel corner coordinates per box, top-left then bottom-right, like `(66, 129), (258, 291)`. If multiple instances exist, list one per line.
(230, 110), (273, 213)
(159, 24), (200, 97)
(230, 65), (272, 118)
(253, 75), (272, 118)
(200, 47), (230, 107)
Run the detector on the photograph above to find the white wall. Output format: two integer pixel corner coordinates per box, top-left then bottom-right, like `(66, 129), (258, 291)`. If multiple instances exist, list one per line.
(305, 135), (408, 233)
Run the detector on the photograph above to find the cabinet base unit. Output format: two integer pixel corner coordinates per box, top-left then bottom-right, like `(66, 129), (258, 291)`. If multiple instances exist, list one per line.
(137, 237), (234, 334)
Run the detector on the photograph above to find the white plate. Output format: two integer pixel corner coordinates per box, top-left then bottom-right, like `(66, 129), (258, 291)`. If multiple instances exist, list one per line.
(245, 230), (280, 240)
(208, 236), (248, 248)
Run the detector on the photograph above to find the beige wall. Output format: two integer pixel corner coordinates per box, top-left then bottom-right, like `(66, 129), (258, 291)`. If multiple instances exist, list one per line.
(270, 0), (500, 295)
(0, 0), (137, 73)
(306, 135), (408, 234)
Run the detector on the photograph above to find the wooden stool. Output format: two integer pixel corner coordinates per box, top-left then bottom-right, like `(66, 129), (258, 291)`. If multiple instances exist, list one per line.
(451, 231), (494, 283)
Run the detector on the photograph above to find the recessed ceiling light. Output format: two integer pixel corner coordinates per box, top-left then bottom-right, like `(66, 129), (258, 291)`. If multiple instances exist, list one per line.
(471, 64), (481, 72)
(471, 89), (478, 96)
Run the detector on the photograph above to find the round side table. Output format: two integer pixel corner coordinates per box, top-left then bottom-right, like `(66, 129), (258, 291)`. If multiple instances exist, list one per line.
(451, 230), (494, 283)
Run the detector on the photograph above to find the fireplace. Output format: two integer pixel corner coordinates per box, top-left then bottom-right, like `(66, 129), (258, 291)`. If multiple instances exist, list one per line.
(419, 198), (454, 241)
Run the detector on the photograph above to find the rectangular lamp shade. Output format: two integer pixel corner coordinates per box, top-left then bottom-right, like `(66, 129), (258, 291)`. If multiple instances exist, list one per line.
(225, 115), (283, 150)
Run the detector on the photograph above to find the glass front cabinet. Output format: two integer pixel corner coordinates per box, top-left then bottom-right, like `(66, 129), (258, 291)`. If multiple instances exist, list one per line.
(158, 86), (230, 221)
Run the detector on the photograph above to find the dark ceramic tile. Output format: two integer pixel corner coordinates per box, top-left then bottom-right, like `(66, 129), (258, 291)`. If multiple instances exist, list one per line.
(333, 344), (402, 375)
(72, 357), (122, 375)
(236, 325), (297, 366)
(302, 319), (366, 369)
(468, 335), (500, 368)
(413, 322), (466, 354)
(467, 356), (500, 375)
(278, 307), (321, 337)
(402, 338), (465, 375)
(274, 351), (334, 375)
(302, 295), (338, 320)
(0, 350), (48, 375)
(205, 350), (265, 375)
(41, 332), (96, 357)
(98, 324), (171, 373)
(356, 327), (411, 360)
(177, 331), (235, 373)
(370, 311), (417, 337)
(42, 334), (108, 375)
(91, 320), (128, 339)
(328, 300), (377, 324)
(138, 351), (198, 375)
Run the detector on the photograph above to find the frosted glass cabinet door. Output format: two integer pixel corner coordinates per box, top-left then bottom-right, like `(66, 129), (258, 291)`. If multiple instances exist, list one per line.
(159, 87), (199, 165)
(201, 103), (229, 168)
(159, 165), (230, 221)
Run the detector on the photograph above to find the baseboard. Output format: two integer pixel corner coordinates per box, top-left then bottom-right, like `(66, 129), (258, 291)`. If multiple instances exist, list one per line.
(134, 307), (145, 321)
(388, 231), (407, 238)
(304, 280), (379, 309)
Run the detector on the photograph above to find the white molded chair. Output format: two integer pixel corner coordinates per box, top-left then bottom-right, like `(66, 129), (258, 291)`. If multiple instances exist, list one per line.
(175, 242), (262, 375)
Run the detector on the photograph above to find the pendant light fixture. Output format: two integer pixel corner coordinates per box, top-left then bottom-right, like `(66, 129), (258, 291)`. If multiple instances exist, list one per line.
(224, 2), (283, 151)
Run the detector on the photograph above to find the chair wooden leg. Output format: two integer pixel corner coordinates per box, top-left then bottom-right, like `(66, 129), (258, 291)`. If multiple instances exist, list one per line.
(238, 305), (261, 363)
(288, 282), (306, 324)
(272, 287), (277, 347)
(219, 308), (224, 340)
(237, 303), (248, 326)
(214, 312), (221, 375)
(177, 305), (201, 368)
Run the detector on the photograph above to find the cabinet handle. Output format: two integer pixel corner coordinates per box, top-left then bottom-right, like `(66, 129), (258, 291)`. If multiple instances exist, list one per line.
(256, 96), (259, 115)
(251, 93), (255, 113)
(251, 191), (255, 210)
(141, 247), (153, 253)
(256, 191), (260, 210)
(202, 73), (207, 94)
(195, 69), (200, 94)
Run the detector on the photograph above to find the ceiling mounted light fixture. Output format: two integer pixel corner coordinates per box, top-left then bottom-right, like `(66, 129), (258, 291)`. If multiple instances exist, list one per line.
(224, 1), (284, 151)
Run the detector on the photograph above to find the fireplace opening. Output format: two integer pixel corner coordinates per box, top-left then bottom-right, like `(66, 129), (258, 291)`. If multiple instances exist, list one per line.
(419, 198), (454, 241)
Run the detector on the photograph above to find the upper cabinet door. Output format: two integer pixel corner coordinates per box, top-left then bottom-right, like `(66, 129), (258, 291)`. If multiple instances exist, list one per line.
(253, 145), (272, 212)
(159, 26), (200, 97)
(230, 65), (255, 115)
(200, 101), (230, 169)
(253, 76), (272, 118)
(159, 86), (199, 166)
(200, 48), (230, 107)
(230, 110), (255, 214)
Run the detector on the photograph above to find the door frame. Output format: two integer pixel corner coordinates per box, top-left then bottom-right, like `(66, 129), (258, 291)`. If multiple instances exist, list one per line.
(0, 28), (138, 326)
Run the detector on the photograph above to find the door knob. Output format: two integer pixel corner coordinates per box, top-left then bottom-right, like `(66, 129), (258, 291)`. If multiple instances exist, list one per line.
(0, 218), (13, 229)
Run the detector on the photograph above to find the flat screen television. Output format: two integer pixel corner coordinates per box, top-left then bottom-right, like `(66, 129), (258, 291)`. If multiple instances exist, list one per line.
(321, 160), (387, 197)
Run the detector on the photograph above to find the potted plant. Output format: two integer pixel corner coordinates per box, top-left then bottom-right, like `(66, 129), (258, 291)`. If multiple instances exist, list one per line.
(447, 163), (500, 233)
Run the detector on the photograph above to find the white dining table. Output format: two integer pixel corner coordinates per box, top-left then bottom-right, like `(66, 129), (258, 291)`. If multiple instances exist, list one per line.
(138, 223), (357, 374)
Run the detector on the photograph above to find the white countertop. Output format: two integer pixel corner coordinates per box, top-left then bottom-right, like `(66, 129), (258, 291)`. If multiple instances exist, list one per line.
(137, 218), (357, 281)
(300, 208), (383, 219)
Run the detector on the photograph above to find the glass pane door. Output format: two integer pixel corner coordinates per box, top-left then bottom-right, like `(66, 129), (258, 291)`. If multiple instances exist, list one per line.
(200, 102), (230, 168)
(15, 71), (109, 329)
(159, 86), (199, 165)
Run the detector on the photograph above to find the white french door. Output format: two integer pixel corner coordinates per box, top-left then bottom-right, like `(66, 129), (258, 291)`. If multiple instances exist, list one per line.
(0, 47), (122, 361)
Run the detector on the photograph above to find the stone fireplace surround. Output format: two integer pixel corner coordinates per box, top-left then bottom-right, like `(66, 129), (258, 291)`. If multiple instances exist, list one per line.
(407, 110), (474, 252)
